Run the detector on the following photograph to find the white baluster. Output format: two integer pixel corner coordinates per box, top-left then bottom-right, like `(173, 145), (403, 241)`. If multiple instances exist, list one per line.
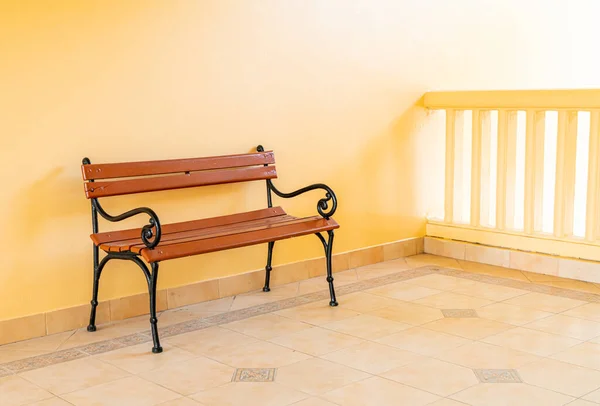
(496, 110), (517, 230)
(586, 111), (600, 241)
(471, 110), (482, 226)
(524, 110), (546, 234)
(554, 111), (578, 237)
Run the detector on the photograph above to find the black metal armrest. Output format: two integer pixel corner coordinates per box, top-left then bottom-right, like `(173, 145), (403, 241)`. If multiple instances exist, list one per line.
(267, 179), (337, 219)
(92, 200), (162, 248)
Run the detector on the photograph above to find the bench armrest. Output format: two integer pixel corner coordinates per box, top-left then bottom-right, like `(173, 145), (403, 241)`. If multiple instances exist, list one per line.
(267, 180), (338, 219)
(92, 200), (162, 248)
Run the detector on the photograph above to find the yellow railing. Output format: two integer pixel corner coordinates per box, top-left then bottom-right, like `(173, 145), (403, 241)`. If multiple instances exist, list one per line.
(425, 89), (600, 261)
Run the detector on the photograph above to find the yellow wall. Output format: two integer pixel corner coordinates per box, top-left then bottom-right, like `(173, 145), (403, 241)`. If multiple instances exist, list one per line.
(1, 0), (600, 321)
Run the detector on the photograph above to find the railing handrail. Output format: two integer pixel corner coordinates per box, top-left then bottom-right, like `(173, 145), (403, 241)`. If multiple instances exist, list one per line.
(424, 89), (600, 110)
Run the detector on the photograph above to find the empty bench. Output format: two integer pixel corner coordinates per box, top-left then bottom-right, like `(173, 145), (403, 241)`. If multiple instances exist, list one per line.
(81, 145), (340, 353)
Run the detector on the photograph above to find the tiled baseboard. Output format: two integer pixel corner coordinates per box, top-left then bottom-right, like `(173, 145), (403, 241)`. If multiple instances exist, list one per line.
(425, 236), (600, 284)
(0, 237), (423, 346)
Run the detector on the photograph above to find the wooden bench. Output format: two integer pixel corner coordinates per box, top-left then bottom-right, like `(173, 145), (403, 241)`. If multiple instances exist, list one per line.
(81, 145), (340, 353)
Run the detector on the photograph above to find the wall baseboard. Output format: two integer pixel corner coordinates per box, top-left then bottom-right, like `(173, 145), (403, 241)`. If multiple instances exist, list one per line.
(0, 237), (424, 346)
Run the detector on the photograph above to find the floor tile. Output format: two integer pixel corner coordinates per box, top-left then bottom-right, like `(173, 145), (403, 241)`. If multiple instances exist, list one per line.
(62, 376), (180, 406)
(190, 382), (308, 406)
(451, 281), (528, 301)
(164, 327), (258, 356)
(322, 341), (423, 374)
(437, 341), (541, 369)
(275, 302), (360, 326)
(289, 398), (339, 406)
(139, 356), (235, 395)
(518, 358), (600, 397)
(563, 302), (600, 323)
(405, 274), (477, 291)
(221, 314), (312, 340)
(367, 302), (444, 325)
(269, 327), (363, 356)
(504, 292), (586, 313)
(552, 342), (600, 370)
(322, 376), (440, 406)
(473, 369), (522, 383)
(0, 348), (51, 364)
(154, 398), (202, 406)
(482, 327), (582, 356)
(24, 398), (73, 406)
(414, 292), (494, 309)
(367, 282), (441, 301)
(405, 254), (462, 270)
(332, 292), (400, 313)
(95, 343), (196, 374)
(205, 340), (312, 368)
(0, 375), (54, 406)
(525, 314), (600, 340)
(476, 302), (553, 326)
(458, 260), (530, 282)
(382, 357), (479, 397)
(584, 387), (600, 403)
(180, 297), (233, 314)
(376, 327), (471, 356)
(566, 400), (599, 406)
(427, 399), (470, 406)
(356, 259), (410, 279)
(158, 309), (220, 327)
(322, 314), (411, 340)
(450, 383), (574, 406)
(276, 358), (369, 395)
(423, 317), (513, 340)
(0, 332), (74, 353)
(19, 357), (129, 395)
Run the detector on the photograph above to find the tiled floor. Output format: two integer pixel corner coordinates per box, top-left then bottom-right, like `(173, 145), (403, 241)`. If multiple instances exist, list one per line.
(4, 255), (600, 405)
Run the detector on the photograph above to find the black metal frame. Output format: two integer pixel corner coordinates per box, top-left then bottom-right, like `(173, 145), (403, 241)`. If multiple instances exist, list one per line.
(257, 145), (339, 306)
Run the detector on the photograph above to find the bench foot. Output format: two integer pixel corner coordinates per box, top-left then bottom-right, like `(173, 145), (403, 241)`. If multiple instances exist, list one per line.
(329, 301), (339, 307)
(262, 241), (275, 292)
(152, 346), (163, 354)
(262, 286), (271, 292)
(87, 325), (97, 332)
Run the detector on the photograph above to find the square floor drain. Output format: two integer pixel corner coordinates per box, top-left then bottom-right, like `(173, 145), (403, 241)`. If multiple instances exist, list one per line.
(473, 369), (522, 383)
(442, 309), (478, 318)
(232, 368), (276, 382)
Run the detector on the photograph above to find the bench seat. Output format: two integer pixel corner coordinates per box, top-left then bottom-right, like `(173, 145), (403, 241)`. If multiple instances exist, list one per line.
(91, 207), (339, 262)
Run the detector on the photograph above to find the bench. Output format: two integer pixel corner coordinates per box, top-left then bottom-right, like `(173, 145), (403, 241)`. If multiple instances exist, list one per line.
(81, 145), (340, 353)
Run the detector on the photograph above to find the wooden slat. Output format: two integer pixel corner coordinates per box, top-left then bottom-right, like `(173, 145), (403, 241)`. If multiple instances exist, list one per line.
(444, 109), (456, 223)
(586, 111), (600, 241)
(140, 217), (339, 262)
(554, 111), (578, 237)
(471, 110), (482, 226)
(82, 151), (275, 181)
(524, 110), (545, 234)
(91, 207), (286, 245)
(84, 166), (277, 198)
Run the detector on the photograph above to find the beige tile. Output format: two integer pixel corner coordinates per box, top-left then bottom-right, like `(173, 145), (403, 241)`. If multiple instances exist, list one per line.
(525, 314), (600, 340)
(405, 274), (477, 291)
(275, 301), (360, 325)
(451, 281), (528, 301)
(437, 341), (541, 369)
(520, 270), (566, 282)
(519, 358), (600, 397)
(218, 270), (263, 298)
(206, 340), (312, 368)
(323, 376), (439, 406)
(568, 399), (600, 406)
(139, 356), (234, 395)
(154, 398), (202, 406)
(458, 260), (530, 281)
(180, 297), (233, 314)
(157, 309), (219, 327)
(298, 273), (356, 295)
(427, 399), (470, 406)
(269, 327), (363, 356)
(465, 244), (510, 267)
(58, 324), (143, 350)
(416, 237), (425, 254)
(382, 239), (417, 260)
(0, 331), (73, 353)
(322, 341), (423, 374)
(276, 358), (369, 395)
(332, 292), (400, 313)
(46, 302), (110, 335)
(0, 313), (46, 346)
(383, 357), (478, 397)
(19, 357), (129, 395)
(584, 387), (600, 403)
(376, 326), (471, 356)
(564, 303), (600, 323)
(164, 326), (258, 356)
(270, 261), (309, 286)
(423, 317), (513, 340)
(539, 279), (600, 294)
(191, 382), (308, 406)
(552, 342), (600, 370)
(509, 251), (559, 276)
(367, 282), (441, 301)
(290, 398), (338, 406)
(0, 375), (54, 406)
(222, 314), (312, 340)
(476, 302), (553, 326)
(0, 348), (50, 364)
(332, 253), (350, 274)
(96, 343), (196, 374)
(346, 246), (384, 269)
(110, 290), (168, 322)
(26, 398), (74, 406)
(229, 295), (283, 311)
(63, 376), (179, 406)
(451, 383), (574, 406)
(504, 292), (586, 313)
(414, 292), (494, 309)
(322, 315), (411, 340)
(424, 237), (466, 260)
(167, 280), (220, 310)
(356, 260), (410, 280)
(240, 283), (299, 298)
(558, 258), (600, 284)
(405, 254), (462, 270)
(482, 327), (582, 356)
(367, 302), (444, 326)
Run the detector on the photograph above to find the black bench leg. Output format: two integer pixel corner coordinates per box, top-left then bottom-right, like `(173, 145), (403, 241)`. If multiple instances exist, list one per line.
(316, 230), (338, 306)
(149, 262), (163, 353)
(263, 241), (275, 292)
(87, 253), (110, 332)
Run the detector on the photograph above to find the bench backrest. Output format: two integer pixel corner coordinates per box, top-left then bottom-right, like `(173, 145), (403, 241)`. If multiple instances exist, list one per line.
(81, 151), (276, 198)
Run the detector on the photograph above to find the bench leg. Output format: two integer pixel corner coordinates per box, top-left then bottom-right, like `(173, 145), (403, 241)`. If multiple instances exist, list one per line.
(87, 254), (110, 332)
(263, 241), (275, 292)
(316, 230), (338, 306)
(149, 262), (163, 354)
